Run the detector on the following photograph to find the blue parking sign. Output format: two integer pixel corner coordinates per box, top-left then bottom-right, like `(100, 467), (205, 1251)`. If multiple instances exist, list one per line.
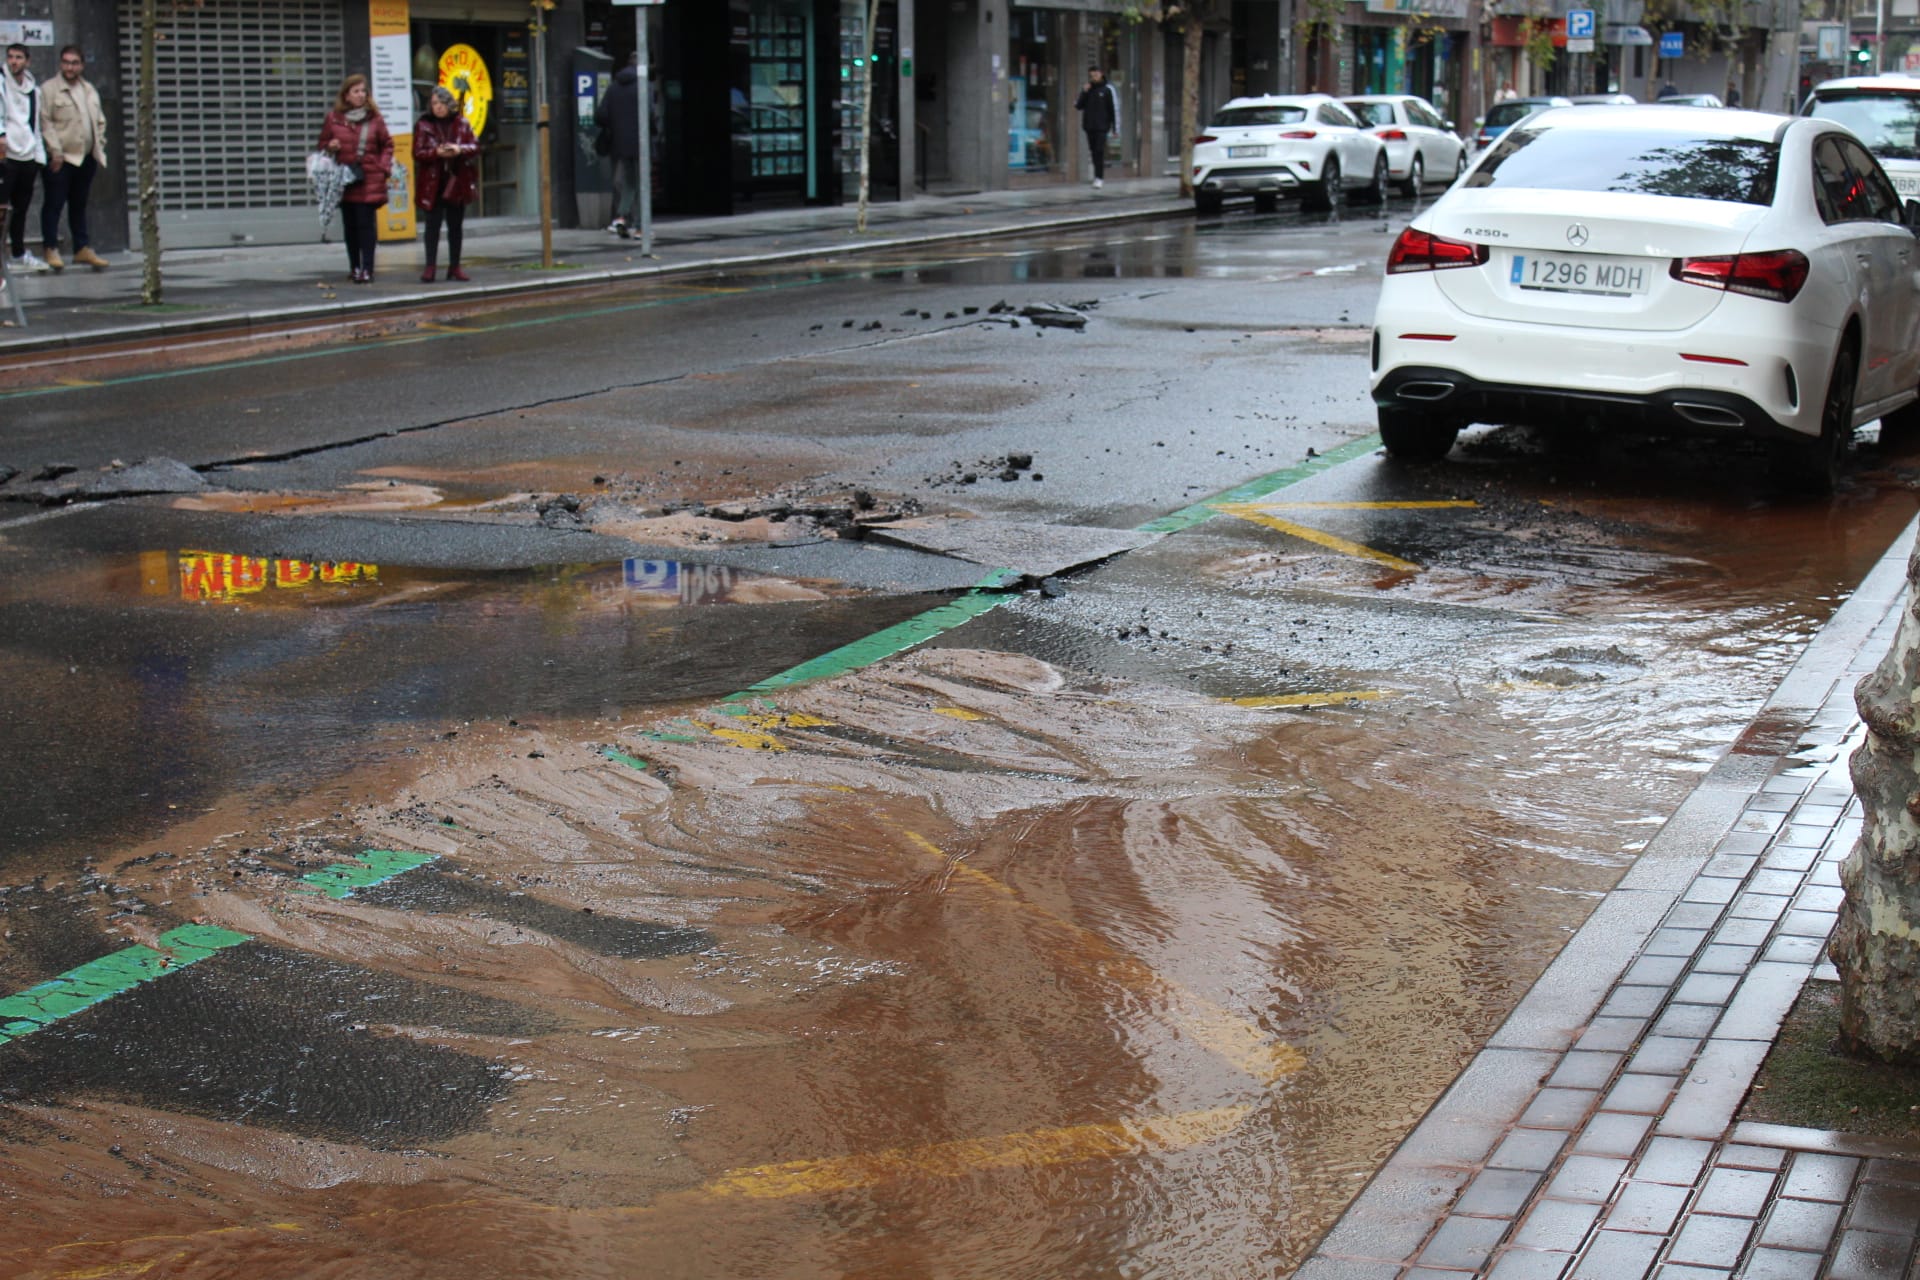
(1566, 9), (1595, 39)
(1659, 31), (1684, 58)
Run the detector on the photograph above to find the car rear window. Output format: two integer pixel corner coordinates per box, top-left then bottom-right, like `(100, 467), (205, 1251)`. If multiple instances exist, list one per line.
(1213, 105), (1308, 127)
(1464, 127), (1779, 204)
(1483, 102), (1540, 130)
(1806, 91), (1920, 159)
(1348, 102), (1395, 127)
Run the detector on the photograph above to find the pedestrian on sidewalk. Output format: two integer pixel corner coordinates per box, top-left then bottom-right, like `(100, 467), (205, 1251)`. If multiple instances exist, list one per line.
(1075, 67), (1118, 190)
(0, 43), (46, 273)
(316, 74), (393, 284)
(595, 54), (641, 238)
(413, 87), (477, 283)
(39, 45), (108, 273)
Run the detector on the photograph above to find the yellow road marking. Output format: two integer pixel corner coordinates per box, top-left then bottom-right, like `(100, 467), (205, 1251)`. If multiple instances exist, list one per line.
(933, 706), (986, 721)
(708, 726), (786, 751)
(415, 322), (479, 334)
(904, 829), (1304, 1084)
(54, 377), (103, 388)
(699, 1104), (1253, 1200)
(1247, 500), (1477, 510)
(706, 710), (834, 752)
(1211, 504), (1421, 572)
(1230, 690), (1391, 709)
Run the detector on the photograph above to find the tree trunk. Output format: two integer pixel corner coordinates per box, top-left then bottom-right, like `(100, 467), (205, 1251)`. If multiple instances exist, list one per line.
(138, 0), (161, 306)
(855, 0), (879, 232)
(1834, 547), (1920, 1062)
(1179, 12), (1203, 198)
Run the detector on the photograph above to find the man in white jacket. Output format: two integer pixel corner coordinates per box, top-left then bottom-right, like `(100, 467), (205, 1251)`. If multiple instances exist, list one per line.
(0, 42), (47, 272)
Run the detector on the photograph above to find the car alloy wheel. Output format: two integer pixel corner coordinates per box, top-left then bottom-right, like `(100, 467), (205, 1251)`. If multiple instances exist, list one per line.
(1307, 156), (1342, 213)
(1360, 152), (1389, 204)
(1453, 150), (1467, 182)
(1812, 343), (1857, 493)
(1400, 155), (1423, 198)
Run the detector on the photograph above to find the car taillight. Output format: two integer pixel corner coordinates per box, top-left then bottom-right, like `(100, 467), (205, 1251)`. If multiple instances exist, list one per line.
(1378, 129), (1408, 140)
(1193, 134), (1217, 144)
(1670, 249), (1809, 303)
(1386, 226), (1490, 273)
(1280, 130), (1317, 139)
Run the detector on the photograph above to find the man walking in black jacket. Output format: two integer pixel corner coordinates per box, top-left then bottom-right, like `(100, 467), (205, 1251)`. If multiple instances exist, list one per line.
(1075, 67), (1117, 189)
(595, 54), (641, 237)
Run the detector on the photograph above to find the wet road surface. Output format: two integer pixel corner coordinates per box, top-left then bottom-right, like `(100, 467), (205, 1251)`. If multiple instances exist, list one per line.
(3, 204), (1919, 1277)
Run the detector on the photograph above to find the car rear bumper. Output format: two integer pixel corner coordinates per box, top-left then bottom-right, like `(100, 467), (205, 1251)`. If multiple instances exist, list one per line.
(1371, 364), (1809, 443)
(1195, 165), (1306, 194)
(1370, 275), (1835, 441)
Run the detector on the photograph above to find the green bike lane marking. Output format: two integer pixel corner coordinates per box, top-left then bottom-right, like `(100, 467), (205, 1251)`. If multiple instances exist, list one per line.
(623, 436), (1384, 752)
(0, 924), (249, 1046)
(0, 852), (439, 1049)
(0, 438), (1381, 1042)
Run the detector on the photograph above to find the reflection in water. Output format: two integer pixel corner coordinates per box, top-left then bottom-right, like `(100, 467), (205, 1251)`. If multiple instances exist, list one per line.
(125, 553), (795, 610)
(0, 548), (899, 867)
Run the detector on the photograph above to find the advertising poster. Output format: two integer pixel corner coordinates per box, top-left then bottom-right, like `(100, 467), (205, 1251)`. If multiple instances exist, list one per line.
(371, 0), (416, 241)
(499, 29), (531, 126)
(438, 44), (494, 138)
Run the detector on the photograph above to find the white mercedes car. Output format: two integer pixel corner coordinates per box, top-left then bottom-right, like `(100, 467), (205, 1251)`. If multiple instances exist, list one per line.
(1343, 94), (1469, 195)
(1191, 95), (1389, 214)
(1801, 75), (1920, 199)
(1370, 105), (1920, 490)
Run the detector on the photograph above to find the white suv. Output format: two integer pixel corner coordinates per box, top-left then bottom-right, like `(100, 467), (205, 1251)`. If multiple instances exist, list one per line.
(1802, 75), (1920, 197)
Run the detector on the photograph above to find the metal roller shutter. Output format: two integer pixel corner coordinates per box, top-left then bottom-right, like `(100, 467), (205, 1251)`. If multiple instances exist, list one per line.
(119, 0), (347, 248)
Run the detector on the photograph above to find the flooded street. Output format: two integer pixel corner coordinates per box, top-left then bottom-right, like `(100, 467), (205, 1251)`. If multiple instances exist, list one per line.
(3, 211), (1919, 1277)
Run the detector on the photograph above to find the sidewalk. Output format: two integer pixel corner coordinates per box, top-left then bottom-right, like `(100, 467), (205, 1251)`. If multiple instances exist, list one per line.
(0, 177), (1186, 356)
(1298, 520), (1920, 1279)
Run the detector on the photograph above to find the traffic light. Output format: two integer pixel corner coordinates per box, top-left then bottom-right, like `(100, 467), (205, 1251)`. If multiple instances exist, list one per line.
(1856, 42), (1873, 65)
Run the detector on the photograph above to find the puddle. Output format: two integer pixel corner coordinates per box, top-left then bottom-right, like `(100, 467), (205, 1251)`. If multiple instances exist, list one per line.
(0, 547), (933, 871)
(55, 551), (853, 610)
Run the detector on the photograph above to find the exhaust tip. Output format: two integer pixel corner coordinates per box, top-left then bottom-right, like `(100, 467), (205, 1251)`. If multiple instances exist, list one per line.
(1673, 401), (1745, 429)
(1396, 381), (1457, 402)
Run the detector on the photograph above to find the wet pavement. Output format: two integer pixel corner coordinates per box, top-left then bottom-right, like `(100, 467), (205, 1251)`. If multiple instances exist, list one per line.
(5, 197), (1920, 1277)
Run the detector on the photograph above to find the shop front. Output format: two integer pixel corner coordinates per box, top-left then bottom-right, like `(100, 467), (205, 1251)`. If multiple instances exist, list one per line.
(409, 2), (542, 219)
(1008, 3), (1143, 187)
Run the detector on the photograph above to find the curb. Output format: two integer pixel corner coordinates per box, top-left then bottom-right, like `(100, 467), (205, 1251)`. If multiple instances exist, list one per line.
(0, 199), (1191, 358)
(1296, 514), (1917, 1277)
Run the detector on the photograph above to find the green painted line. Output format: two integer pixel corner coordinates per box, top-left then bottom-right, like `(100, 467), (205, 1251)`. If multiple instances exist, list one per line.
(0, 924), (250, 1047)
(721, 573), (1017, 700)
(296, 849), (439, 900)
(602, 747), (650, 771)
(614, 443), (1385, 742)
(1136, 434), (1383, 535)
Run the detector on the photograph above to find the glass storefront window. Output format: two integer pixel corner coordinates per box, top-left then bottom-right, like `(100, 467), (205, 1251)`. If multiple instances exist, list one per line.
(731, 0), (814, 200)
(1009, 10), (1061, 173)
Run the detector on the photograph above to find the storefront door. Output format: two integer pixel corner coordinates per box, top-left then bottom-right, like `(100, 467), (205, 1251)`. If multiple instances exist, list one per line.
(1008, 9), (1063, 175)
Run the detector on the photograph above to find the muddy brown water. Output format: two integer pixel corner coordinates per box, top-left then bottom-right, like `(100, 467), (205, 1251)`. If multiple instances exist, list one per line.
(5, 440), (1920, 1276)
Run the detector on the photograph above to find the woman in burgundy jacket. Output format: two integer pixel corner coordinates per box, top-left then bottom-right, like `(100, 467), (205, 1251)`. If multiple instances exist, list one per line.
(315, 74), (393, 283)
(413, 87), (479, 282)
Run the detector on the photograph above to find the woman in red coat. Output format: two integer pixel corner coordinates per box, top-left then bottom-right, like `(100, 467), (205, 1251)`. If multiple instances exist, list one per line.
(413, 86), (479, 282)
(315, 74), (393, 283)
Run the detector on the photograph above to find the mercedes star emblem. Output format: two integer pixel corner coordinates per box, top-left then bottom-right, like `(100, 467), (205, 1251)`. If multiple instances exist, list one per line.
(1566, 223), (1590, 247)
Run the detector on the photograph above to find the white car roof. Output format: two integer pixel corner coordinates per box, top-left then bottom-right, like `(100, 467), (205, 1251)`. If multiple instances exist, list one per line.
(1809, 74), (1920, 93)
(1515, 103), (1788, 142)
(1218, 93), (1342, 110)
(1342, 94), (1418, 102)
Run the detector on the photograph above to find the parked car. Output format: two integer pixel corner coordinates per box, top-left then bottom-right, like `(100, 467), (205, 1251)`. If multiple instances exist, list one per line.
(1369, 105), (1920, 491)
(1190, 94), (1390, 214)
(1801, 75), (1920, 198)
(1570, 93), (1638, 105)
(1659, 92), (1725, 108)
(1342, 93), (1469, 195)
(1472, 95), (1572, 151)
